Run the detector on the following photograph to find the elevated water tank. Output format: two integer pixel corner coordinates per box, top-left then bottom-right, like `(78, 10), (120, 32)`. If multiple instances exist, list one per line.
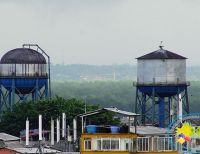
(135, 46), (189, 128)
(0, 48), (48, 94)
(137, 46), (187, 85)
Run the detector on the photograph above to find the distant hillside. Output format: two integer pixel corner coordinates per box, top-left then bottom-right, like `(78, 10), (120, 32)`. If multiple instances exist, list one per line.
(51, 64), (200, 81)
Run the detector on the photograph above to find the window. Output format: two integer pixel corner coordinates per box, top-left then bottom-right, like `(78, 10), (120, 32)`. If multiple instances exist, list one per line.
(103, 139), (110, 150)
(196, 139), (200, 146)
(156, 137), (174, 151)
(84, 138), (91, 150)
(137, 137), (150, 152)
(111, 139), (119, 150)
(93, 139), (102, 150)
(97, 139), (101, 150)
(102, 138), (120, 150)
(120, 138), (132, 151)
(130, 139), (137, 152)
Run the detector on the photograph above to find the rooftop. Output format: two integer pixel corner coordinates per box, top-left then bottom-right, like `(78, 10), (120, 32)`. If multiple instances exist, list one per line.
(11, 147), (60, 154)
(130, 126), (168, 135)
(0, 133), (20, 142)
(137, 46), (187, 60)
(78, 107), (140, 117)
(0, 48), (46, 64)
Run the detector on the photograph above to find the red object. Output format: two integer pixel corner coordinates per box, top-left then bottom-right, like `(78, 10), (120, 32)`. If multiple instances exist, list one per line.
(0, 148), (19, 154)
(184, 136), (191, 142)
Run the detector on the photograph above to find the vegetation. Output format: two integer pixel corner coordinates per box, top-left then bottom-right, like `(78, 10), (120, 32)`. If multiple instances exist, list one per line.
(52, 80), (200, 113)
(0, 97), (119, 136)
(52, 81), (135, 112)
(51, 64), (200, 81)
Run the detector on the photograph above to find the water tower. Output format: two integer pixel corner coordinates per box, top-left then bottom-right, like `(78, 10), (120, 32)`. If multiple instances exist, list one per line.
(135, 46), (189, 128)
(0, 44), (51, 111)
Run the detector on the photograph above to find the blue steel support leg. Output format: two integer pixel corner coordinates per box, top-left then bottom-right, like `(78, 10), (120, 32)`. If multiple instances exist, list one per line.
(185, 88), (189, 114)
(141, 94), (146, 125)
(159, 97), (165, 128)
(0, 85), (2, 112)
(8, 90), (11, 110)
(168, 97), (171, 124)
(35, 78), (39, 101)
(135, 88), (138, 113)
(135, 87), (139, 126)
(152, 87), (155, 125)
(45, 80), (48, 98)
(32, 92), (35, 101)
(11, 78), (15, 110)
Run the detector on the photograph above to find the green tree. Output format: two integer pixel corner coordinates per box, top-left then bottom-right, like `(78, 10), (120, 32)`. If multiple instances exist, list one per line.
(0, 97), (119, 136)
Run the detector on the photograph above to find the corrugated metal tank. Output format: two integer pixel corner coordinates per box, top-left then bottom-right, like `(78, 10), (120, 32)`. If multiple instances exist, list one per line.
(137, 46), (187, 85)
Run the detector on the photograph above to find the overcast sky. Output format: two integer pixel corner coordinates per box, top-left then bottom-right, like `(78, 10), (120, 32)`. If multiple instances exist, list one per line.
(0, 0), (199, 65)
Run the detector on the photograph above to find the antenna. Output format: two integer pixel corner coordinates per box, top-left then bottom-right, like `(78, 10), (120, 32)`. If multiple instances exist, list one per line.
(159, 41), (164, 49)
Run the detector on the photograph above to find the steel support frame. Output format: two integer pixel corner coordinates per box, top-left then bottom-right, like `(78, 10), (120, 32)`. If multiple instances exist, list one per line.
(135, 86), (189, 128)
(0, 80), (48, 112)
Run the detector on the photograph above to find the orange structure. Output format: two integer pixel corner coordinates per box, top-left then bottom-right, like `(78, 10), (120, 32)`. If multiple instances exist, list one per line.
(0, 148), (19, 154)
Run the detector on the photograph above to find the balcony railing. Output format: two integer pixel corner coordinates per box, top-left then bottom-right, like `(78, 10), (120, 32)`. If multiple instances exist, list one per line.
(137, 137), (176, 152)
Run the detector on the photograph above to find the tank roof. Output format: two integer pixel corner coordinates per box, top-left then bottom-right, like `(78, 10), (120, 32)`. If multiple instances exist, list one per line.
(137, 47), (187, 60)
(0, 48), (46, 64)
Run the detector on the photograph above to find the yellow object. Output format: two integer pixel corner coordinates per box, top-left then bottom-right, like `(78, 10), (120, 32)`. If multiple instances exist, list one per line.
(176, 122), (194, 137)
(196, 126), (200, 136)
(177, 137), (185, 144)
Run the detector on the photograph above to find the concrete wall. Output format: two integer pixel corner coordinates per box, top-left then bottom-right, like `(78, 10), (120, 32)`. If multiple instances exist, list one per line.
(137, 59), (186, 85)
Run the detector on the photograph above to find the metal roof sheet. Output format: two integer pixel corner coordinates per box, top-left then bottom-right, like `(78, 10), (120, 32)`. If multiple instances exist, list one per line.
(78, 107), (140, 117)
(136, 48), (187, 60)
(12, 148), (60, 153)
(130, 126), (168, 135)
(0, 48), (46, 64)
(0, 133), (20, 141)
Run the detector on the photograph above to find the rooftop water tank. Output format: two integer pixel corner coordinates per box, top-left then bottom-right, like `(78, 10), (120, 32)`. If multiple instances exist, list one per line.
(136, 46), (187, 85)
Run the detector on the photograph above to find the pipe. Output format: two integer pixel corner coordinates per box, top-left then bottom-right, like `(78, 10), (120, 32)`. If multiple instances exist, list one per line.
(67, 125), (70, 141)
(57, 118), (60, 143)
(51, 118), (54, 145)
(62, 113), (66, 138)
(26, 118), (29, 146)
(39, 115), (42, 141)
(81, 116), (84, 133)
(73, 118), (77, 142)
(178, 93), (183, 122)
